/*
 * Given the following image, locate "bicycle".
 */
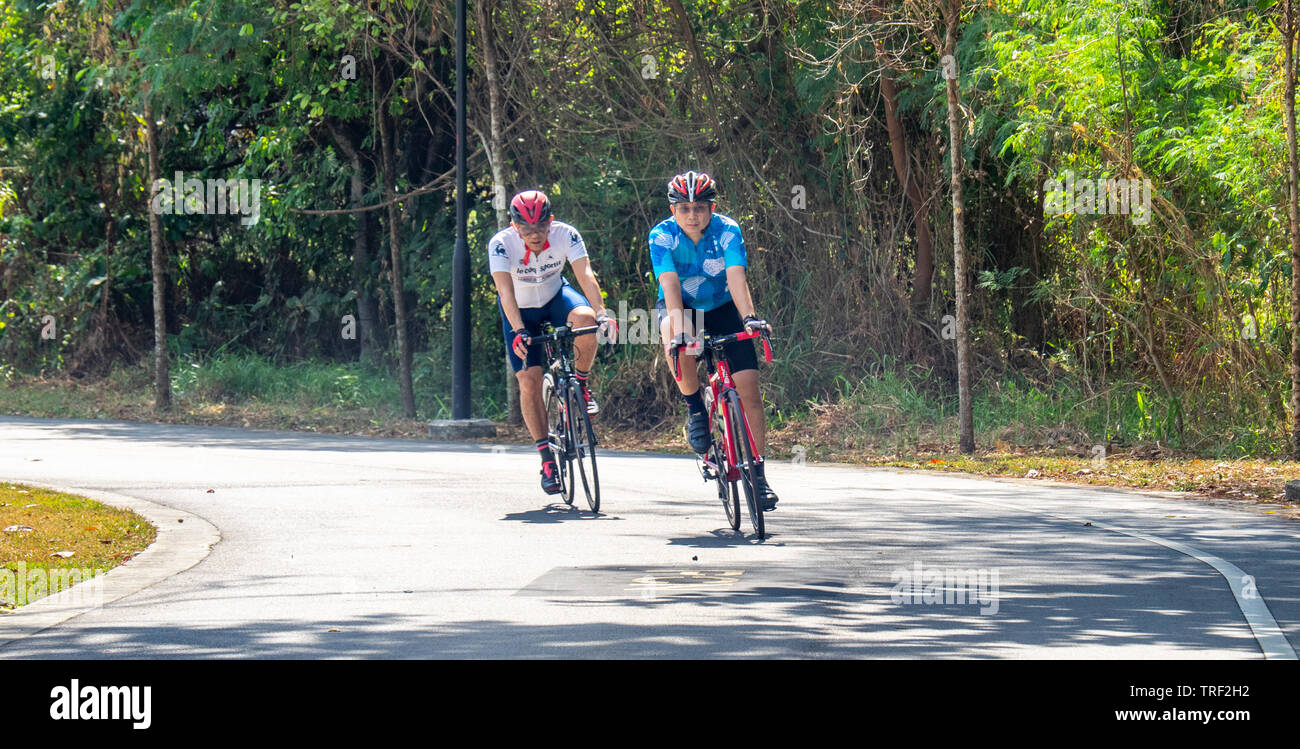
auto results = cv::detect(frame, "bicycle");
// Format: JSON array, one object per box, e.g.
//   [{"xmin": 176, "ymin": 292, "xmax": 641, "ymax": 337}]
[
  {"xmin": 534, "ymin": 323, "xmax": 602, "ymax": 512},
  {"xmin": 671, "ymin": 327, "xmax": 774, "ymax": 539}
]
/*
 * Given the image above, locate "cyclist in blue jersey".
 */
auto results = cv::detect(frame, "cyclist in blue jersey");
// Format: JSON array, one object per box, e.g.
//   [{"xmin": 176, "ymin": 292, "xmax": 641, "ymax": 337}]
[
  {"xmin": 650, "ymin": 171, "xmax": 779, "ymax": 511},
  {"xmin": 490, "ymin": 190, "xmax": 615, "ymax": 496}
]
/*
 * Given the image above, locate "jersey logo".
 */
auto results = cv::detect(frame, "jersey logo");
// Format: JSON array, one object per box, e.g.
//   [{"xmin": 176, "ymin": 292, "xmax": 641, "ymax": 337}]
[{"xmin": 491, "ymin": 241, "xmax": 507, "ymax": 258}]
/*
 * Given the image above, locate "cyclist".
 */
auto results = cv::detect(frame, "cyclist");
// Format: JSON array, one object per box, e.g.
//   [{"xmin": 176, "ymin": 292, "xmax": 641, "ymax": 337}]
[
  {"xmin": 489, "ymin": 190, "xmax": 615, "ymax": 496},
  {"xmin": 650, "ymin": 171, "xmax": 779, "ymax": 511}
]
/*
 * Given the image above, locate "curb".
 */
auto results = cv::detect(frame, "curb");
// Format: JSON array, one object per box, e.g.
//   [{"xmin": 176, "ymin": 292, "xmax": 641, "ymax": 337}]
[{"xmin": 0, "ymin": 483, "xmax": 220, "ymax": 651}]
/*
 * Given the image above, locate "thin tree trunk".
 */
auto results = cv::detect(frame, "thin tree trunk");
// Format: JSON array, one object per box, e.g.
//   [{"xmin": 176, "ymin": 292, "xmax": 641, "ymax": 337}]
[
  {"xmin": 330, "ymin": 124, "xmax": 380, "ymax": 366},
  {"xmin": 377, "ymin": 69, "xmax": 416, "ymax": 418},
  {"xmin": 880, "ymin": 70, "xmax": 935, "ymax": 310},
  {"xmin": 1285, "ymin": 0, "xmax": 1300, "ymax": 458},
  {"xmin": 144, "ymin": 89, "xmax": 170, "ymax": 410},
  {"xmin": 476, "ymin": 0, "xmax": 521, "ymax": 426},
  {"xmin": 942, "ymin": 0, "xmax": 974, "ymax": 453}
]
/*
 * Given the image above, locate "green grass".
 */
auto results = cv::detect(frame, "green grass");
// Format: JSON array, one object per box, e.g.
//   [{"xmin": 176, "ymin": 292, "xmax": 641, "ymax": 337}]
[
  {"xmin": 1, "ymin": 483, "xmax": 156, "ymax": 608},
  {"xmin": 787, "ymin": 361, "xmax": 1289, "ymax": 460}
]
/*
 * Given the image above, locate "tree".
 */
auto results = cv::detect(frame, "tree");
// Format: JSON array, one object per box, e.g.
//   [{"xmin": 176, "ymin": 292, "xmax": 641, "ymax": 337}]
[
  {"xmin": 907, "ymin": 0, "xmax": 974, "ymax": 452},
  {"xmin": 1286, "ymin": 0, "xmax": 1300, "ymax": 457}
]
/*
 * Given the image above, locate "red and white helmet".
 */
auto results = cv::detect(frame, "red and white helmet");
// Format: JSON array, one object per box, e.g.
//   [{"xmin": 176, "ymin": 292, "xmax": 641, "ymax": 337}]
[
  {"xmin": 509, "ymin": 190, "xmax": 552, "ymax": 225},
  {"xmin": 667, "ymin": 171, "xmax": 716, "ymax": 204}
]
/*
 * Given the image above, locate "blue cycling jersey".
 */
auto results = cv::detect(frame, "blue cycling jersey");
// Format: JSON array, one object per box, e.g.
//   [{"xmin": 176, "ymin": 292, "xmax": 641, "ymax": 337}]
[{"xmin": 648, "ymin": 213, "xmax": 748, "ymax": 312}]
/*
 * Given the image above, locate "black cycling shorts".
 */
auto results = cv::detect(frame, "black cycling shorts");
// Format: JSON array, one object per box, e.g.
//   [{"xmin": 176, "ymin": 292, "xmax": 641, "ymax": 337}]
[{"xmin": 654, "ymin": 298, "xmax": 758, "ymax": 374}]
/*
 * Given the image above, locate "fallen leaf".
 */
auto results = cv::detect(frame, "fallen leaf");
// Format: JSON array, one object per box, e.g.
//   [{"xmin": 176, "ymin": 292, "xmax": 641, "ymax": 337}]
[
  {"xmin": 51, "ymin": 551, "xmax": 75, "ymax": 558},
  {"xmin": 928, "ymin": 459, "xmax": 946, "ymax": 465},
  {"xmin": 177, "ymin": 518, "xmax": 184, "ymax": 523},
  {"xmin": 327, "ymin": 628, "xmax": 341, "ymax": 633},
  {"xmin": 205, "ymin": 489, "xmax": 214, "ymax": 494},
  {"xmin": 1084, "ymin": 522, "xmax": 1093, "ymax": 527},
  {"xmin": 1025, "ymin": 469, "xmax": 1041, "ymax": 478}
]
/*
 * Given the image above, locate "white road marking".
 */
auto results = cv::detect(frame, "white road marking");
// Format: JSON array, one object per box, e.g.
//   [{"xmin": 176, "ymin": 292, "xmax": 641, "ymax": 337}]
[{"xmin": 935, "ymin": 491, "xmax": 1297, "ymax": 660}]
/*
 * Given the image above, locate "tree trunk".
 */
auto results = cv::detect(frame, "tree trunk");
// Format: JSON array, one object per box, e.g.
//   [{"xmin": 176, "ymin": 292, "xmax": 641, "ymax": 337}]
[
  {"xmin": 377, "ymin": 70, "xmax": 416, "ymax": 418},
  {"xmin": 942, "ymin": 1, "xmax": 974, "ymax": 454},
  {"xmin": 330, "ymin": 124, "xmax": 381, "ymax": 366},
  {"xmin": 1285, "ymin": 0, "xmax": 1300, "ymax": 458},
  {"xmin": 880, "ymin": 70, "xmax": 935, "ymax": 310},
  {"xmin": 476, "ymin": 0, "xmax": 521, "ymax": 426},
  {"xmin": 144, "ymin": 90, "xmax": 170, "ymax": 410}
]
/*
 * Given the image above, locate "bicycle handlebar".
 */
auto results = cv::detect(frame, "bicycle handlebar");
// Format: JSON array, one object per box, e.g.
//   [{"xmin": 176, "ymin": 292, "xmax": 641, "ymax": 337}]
[
  {"xmin": 670, "ymin": 328, "xmax": 775, "ymax": 381},
  {"xmin": 525, "ymin": 324, "xmax": 600, "ymax": 346}
]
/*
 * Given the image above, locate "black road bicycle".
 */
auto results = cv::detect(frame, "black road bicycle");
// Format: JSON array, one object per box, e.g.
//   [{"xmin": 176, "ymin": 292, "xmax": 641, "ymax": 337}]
[{"xmin": 535, "ymin": 323, "xmax": 601, "ymax": 512}]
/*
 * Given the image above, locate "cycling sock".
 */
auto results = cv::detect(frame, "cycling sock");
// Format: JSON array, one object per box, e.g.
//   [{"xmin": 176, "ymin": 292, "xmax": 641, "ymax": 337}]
[
  {"xmin": 535, "ymin": 438, "xmax": 554, "ymax": 463},
  {"xmin": 683, "ymin": 388, "xmax": 706, "ymax": 415},
  {"xmin": 574, "ymin": 369, "xmax": 589, "ymax": 386}
]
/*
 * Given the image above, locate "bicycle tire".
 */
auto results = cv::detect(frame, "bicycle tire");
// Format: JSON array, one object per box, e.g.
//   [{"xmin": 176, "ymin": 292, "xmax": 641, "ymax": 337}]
[
  {"xmin": 711, "ymin": 435, "xmax": 740, "ymax": 531},
  {"xmin": 725, "ymin": 390, "xmax": 764, "ymax": 539},
  {"xmin": 543, "ymin": 373, "xmax": 573, "ymax": 505},
  {"xmin": 570, "ymin": 385, "xmax": 600, "ymax": 512}
]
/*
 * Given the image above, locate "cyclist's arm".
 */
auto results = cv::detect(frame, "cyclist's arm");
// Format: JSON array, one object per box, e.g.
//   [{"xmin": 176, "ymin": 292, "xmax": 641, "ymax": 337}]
[
  {"xmin": 725, "ymin": 266, "xmax": 758, "ymax": 319},
  {"xmin": 568, "ymin": 256, "xmax": 608, "ymax": 318},
  {"xmin": 659, "ymin": 271, "xmax": 689, "ymax": 341},
  {"xmin": 492, "ymin": 271, "xmax": 527, "ymax": 332}
]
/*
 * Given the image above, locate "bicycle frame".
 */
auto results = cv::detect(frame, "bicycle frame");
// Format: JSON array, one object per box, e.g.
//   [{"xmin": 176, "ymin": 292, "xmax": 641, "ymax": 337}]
[
  {"xmin": 673, "ymin": 328, "xmax": 774, "ymax": 468},
  {"xmin": 534, "ymin": 322, "xmax": 599, "ymax": 459}
]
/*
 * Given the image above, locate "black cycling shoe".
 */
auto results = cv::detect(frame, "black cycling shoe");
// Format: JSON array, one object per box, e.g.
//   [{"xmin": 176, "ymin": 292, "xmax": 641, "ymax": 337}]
[
  {"xmin": 686, "ymin": 410, "xmax": 712, "ymax": 455},
  {"xmin": 753, "ymin": 461, "xmax": 779, "ymax": 511},
  {"xmin": 540, "ymin": 460, "xmax": 563, "ymax": 495}
]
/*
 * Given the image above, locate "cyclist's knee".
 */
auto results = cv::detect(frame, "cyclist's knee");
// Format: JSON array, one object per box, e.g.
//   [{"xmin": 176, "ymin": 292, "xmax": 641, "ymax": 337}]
[
  {"xmin": 568, "ymin": 306, "xmax": 596, "ymax": 327},
  {"xmin": 516, "ymin": 367, "xmax": 543, "ymax": 392}
]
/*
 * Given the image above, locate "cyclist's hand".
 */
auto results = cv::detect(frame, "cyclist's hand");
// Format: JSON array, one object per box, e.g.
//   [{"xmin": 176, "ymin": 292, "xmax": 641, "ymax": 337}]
[
  {"xmin": 512, "ymin": 330, "xmax": 530, "ymax": 359},
  {"xmin": 596, "ymin": 312, "xmax": 617, "ymax": 343},
  {"xmin": 670, "ymin": 333, "xmax": 703, "ymax": 357},
  {"xmin": 743, "ymin": 315, "xmax": 771, "ymax": 335}
]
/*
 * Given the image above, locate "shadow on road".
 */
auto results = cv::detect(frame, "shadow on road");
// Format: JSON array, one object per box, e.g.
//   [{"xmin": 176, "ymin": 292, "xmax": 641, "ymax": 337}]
[{"xmin": 499, "ymin": 504, "xmax": 621, "ymax": 523}]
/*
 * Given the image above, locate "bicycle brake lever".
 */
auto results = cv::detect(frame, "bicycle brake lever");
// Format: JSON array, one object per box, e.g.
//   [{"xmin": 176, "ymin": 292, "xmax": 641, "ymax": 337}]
[{"xmin": 761, "ymin": 335, "xmax": 773, "ymax": 364}]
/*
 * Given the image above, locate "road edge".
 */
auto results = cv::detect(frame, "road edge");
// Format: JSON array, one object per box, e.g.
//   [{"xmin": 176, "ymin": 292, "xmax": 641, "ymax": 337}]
[{"xmin": 0, "ymin": 483, "xmax": 220, "ymax": 651}]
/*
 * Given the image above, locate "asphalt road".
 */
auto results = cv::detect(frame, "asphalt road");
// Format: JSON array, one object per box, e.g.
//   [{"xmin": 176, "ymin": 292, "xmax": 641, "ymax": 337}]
[{"xmin": 1, "ymin": 415, "xmax": 1297, "ymax": 659}]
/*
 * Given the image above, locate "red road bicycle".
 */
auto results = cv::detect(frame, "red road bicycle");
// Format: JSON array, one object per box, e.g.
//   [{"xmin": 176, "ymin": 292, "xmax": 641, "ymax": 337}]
[{"xmin": 671, "ymin": 328, "xmax": 774, "ymax": 539}]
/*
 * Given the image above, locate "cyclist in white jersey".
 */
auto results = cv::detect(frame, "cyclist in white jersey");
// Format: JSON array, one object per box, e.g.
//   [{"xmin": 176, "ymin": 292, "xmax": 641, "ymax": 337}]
[{"xmin": 489, "ymin": 190, "xmax": 615, "ymax": 496}]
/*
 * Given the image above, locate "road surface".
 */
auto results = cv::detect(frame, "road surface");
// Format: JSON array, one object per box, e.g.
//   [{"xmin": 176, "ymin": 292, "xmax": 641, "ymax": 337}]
[{"xmin": 1, "ymin": 416, "xmax": 1297, "ymax": 659}]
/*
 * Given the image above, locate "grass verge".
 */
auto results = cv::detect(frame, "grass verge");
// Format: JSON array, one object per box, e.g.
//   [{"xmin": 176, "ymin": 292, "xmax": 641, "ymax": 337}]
[{"xmin": 1, "ymin": 482, "xmax": 156, "ymax": 609}]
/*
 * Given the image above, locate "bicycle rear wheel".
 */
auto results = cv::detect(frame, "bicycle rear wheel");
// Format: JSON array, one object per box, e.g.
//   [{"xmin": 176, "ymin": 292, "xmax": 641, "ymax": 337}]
[
  {"xmin": 570, "ymin": 385, "xmax": 600, "ymax": 512},
  {"xmin": 725, "ymin": 390, "xmax": 764, "ymax": 539},
  {"xmin": 543, "ymin": 373, "xmax": 573, "ymax": 504}
]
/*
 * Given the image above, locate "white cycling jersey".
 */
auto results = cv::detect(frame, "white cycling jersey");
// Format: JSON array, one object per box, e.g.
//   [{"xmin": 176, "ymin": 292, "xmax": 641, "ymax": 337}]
[{"xmin": 487, "ymin": 220, "xmax": 589, "ymax": 309}]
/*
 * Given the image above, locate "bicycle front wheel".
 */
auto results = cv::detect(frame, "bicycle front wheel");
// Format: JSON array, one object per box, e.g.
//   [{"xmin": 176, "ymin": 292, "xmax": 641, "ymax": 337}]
[
  {"xmin": 725, "ymin": 390, "xmax": 764, "ymax": 539},
  {"xmin": 710, "ymin": 418, "xmax": 740, "ymax": 531},
  {"xmin": 570, "ymin": 385, "xmax": 600, "ymax": 512},
  {"xmin": 544, "ymin": 373, "xmax": 573, "ymax": 504}
]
